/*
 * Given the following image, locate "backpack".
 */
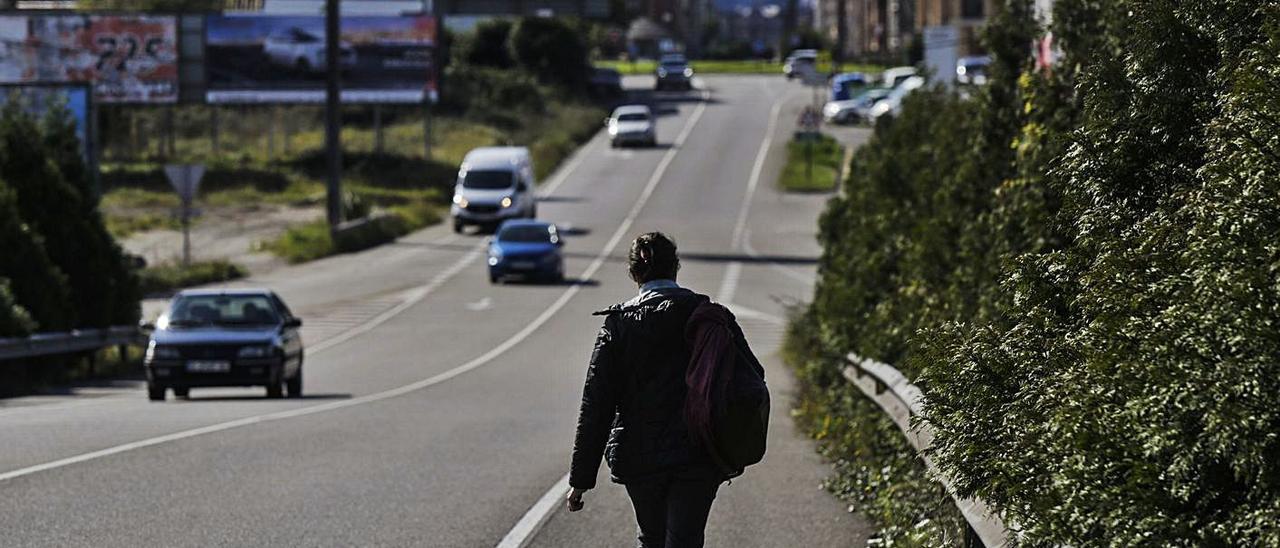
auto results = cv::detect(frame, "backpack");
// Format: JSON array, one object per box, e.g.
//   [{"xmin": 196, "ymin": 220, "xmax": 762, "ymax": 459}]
[{"xmin": 684, "ymin": 302, "xmax": 770, "ymax": 477}]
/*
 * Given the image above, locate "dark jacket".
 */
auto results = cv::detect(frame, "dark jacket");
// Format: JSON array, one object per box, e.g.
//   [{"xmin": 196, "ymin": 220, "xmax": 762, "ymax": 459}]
[{"xmin": 569, "ymin": 287, "xmax": 720, "ymax": 489}]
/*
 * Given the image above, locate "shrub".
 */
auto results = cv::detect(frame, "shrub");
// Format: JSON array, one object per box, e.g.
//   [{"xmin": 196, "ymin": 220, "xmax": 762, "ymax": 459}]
[
  {"xmin": 778, "ymin": 134, "xmax": 842, "ymax": 192},
  {"xmin": 137, "ymin": 260, "xmax": 247, "ymax": 296},
  {"xmin": 808, "ymin": 0, "xmax": 1280, "ymax": 544},
  {"xmin": 0, "ymin": 279, "xmax": 35, "ymax": 337}
]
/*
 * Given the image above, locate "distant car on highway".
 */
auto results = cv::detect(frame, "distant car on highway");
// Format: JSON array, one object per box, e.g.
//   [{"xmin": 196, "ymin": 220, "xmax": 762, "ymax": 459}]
[
  {"xmin": 451, "ymin": 147, "xmax": 538, "ymax": 233},
  {"xmin": 589, "ymin": 67, "xmax": 624, "ymax": 97},
  {"xmin": 783, "ymin": 49, "xmax": 818, "ymax": 79},
  {"xmin": 823, "ymin": 87, "xmax": 892, "ymax": 124},
  {"xmin": 607, "ymin": 104, "xmax": 656, "ymax": 147},
  {"xmin": 830, "ymin": 72, "xmax": 870, "ymax": 101},
  {"xmin": 956, "ymin": 55, "xmax": 992, "ymax": 85},
  {"xmin": 487, "ymin": 220, "xmax": 565, "ymax": 284},
  {"xmin": 655, "ymin": 55, "xmax": 693, "ymax": 91},
  {"xmin": 868, "ymin": 75, "xmax": 926, "ymax": 123},
  {"xmin": 263, "ymin": 27, "xmax": 356, "ymax": 74},
  {"xmin": 143, "ymin": 289, "xmax": 304, "ymax": 401},
  {"xmin": 879, "ymin": 66, "xmax": 918, "ymax": 88}
]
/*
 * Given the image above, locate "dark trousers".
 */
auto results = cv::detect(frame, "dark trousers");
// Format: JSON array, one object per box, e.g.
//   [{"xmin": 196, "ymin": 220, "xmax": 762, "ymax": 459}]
[{"xmin": 624, "ymin": 472, "xmax": 721, "ymax": 548}]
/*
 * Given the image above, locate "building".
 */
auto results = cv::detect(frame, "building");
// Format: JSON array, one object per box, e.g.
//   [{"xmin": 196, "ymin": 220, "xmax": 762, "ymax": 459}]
[{"xmin": 815, "ymin": 0, "xmax": 993, "ymax": 64}]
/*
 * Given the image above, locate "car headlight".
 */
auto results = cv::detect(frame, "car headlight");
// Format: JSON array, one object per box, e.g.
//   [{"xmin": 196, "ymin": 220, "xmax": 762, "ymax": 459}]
[
  {"xmin": 453, "ymin": 195, "xmax": 468, "ymax": 208},
  {"xmin": 238, "ymin": 345, "xmax": 272, "ymax": 358},
  {"xmin": 500, "ymin": 196, "xmax": 513, "ymax": 209},
  {"xmin": 657, "ymin": 68, "xmax": 667, "ymax": 78},
  {"xmin": 683, "ymin": 68, "xmax": 693, "ymax": 77},
  {"xmin": 146, "ymin": 343, "xmax": 180, "ymax": 361},
  {"xmin": 608, "ymin": 124, "xmax": 618, "ymax": 135}
]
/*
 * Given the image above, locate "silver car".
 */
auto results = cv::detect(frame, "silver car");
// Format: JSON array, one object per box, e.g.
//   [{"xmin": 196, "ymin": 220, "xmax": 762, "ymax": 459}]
[
  {"xmin": 607, "ymin": 105, "xmax": 657, "ymax": 147},
  {"xmin": 450, "ymin": 147, "xmax": 538, "ymax": 233}
]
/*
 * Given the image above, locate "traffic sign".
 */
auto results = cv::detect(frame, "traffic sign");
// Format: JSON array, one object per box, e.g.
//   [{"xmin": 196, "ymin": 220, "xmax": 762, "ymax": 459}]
[{"xmin": 164, "ymin": 164, "xmax": 205, "ymax": 204}]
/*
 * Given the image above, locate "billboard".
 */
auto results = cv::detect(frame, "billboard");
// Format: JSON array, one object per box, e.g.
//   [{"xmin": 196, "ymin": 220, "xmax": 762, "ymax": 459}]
[
  {"xmin": 0, "ymin": 84, "xmax": 91, "ymax": 161},
  {"xmin": 206, "ymin": 15, "xmax": 437, "ymax": 104},
  {"xmin": 0, "ymin": 15, "xmax": 179, "ymax": 103}
]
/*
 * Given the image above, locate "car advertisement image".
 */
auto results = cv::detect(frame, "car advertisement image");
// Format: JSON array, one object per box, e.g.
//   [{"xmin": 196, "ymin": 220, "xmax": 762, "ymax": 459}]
[
  {"xmin": 0, "ymin": 14, "xmax": 178, "ymax": 103},
  {"xmin": 206, "ymin": 14, "xmax": 437, "ymax": 104}
]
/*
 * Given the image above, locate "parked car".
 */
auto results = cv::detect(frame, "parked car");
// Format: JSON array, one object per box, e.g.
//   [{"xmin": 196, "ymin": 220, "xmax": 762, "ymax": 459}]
[
  {"xmin": 655, "ymin": 55, "xmax": 693, "ymax": 91},
  {"xmin": 451, "ymin": 147, "xmax": 538, "ymax": 233},
  {"xmin": 487, "ymin": 220, "xmax": 565, "ymax": 284},
  {"xmin": 879, "ymin": 66, "xmax": 918, "ymax": 88},
  {"xmin": 607, "ymin": 104, "xmax": 656, "ymax": 147},
  {"xmin": 143, "ymin": 289, "xmax": 304, "ymax": 401},
  {"xmin": 262, "ymin": 27, "xmax": 356, "ymax": 74},
  {"xmin": 783, "ymin": 49, "xmax": 818, "ymax": 79},
  {"xmin": 589, "ymin": 67, "xmax": 624, "ymax": 97},
  {"xmin": 823, "ymin": 87, "xmax": 892, "ymax": 124},
  {"xmin": 830, "ymin": 72, "xmax": 870, "ymax": 101},
  {"xmin": 868, "ymin": 75, "xmax": 926, "ymax": 123},
  {"xmin": 956, "ymin": 55, "xmax": 992, "ymax": 86}
]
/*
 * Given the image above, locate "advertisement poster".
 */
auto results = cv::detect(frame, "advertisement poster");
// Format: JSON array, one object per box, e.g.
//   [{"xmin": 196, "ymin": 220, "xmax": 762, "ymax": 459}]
[
  {"xmin": 0, "ymin": 84, "xmax": 91, "ymax": 161},
  {"xmin": 206, "ymin": 15, "xmax": 437, "ymax": 104},
  {"xmin": 0, "ymin": 15, "xmax": 178, "ymax": 103}
]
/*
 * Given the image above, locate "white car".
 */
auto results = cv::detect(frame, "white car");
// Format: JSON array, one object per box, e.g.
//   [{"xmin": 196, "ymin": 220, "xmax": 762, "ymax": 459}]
[
  {"xmin": 607, "ymin": 105, "xmax": 656, "ymax": 147},
  {"xmin": 823, "ymin": 88, "xmax": 892, "ymax": 124},
  {"xmin": 783, "ymin": 49, "xmax": 818, "ymax": 79},
  {"xmin": 868, "ymin": 76, "xmax": 926, "ymax": 123},
  {"xmin": 262, "ymin": 27, "xmax": 356, "ymax": 74},
  {"xmin": 879, "ymin": 66, "xmax": 918, "ymax": 88},
  {"xmin": 450, "ymin": 147, "xmax": 538, "ymax": 233}
]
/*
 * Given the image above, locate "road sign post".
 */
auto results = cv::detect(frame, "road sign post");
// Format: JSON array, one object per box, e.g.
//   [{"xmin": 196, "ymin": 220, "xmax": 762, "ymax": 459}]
[{"xmin": 164, "ymin": 164, "xmax": 205, "ymax": 267}]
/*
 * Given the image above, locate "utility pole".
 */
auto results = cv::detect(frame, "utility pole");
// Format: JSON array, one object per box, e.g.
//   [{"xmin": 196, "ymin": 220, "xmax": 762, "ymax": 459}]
[
  {"xmin": 835, "ymin": 0, "xmax": 847, "ymax": 73},
  {"xmin": 325, "ymin": 0, "xmax": 343, "ymax": 234}
]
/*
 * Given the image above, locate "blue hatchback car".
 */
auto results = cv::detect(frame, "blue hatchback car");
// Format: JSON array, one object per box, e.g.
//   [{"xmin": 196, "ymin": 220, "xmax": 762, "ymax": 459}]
[{"xmin": 488, "ymin": 220, "xmax": 565, "ymax": 283}]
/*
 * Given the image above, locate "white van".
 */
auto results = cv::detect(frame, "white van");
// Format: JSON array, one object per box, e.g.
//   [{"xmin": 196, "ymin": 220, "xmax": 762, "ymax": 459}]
[{"xmin": 450, "ymin": 147, "xmax": 538, "ymax": 233}]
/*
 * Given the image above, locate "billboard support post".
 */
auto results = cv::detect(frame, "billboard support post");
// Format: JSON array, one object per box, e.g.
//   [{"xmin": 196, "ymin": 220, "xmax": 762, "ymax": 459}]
[
  {"xmin": 373, "ymin": 105, "xmax": 383, "ymax": 155},
  {"xmin": 423, "ymin": 104, "xmax": 432, "ymax": 164},
  {"xmin": 325, "ymin": 0, "xmax": 343, "ymax": 235}
]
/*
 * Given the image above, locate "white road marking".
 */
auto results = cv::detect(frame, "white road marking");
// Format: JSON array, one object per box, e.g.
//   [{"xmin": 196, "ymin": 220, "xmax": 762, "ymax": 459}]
[
  {"xmin": 466, "ymin": 297, "xmax": 493, "ymax": 312},
  {"xmin": 0, "ymin": 94, "xmax": 709, "ymax": 488},
  {"xmin": 718, "ymin": 94, "xmax": 787, "ymax": 305},
  {"xmin": 495, "ymin": 91, "xmax": 711, "ymax": 548},
  {"xmin": 495, "ymin": 473, "xmax": 571, "ymax": 548}
]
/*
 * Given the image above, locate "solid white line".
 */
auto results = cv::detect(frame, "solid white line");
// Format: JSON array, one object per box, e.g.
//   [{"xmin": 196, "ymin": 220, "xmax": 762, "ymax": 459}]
[
  {"xmin": 0, "ymin": 95, "xmax": 709, "ymax": 487},
  {"xmin": 494, "ymin": 91, "xmax": 711, "ymax": 548},
  {"xmin": 717, "ymin": 94, "xmax": 787, "ymax": 306},
  {"xmin": 495, "ymin": 473, "xmax": 571, "ymax": 548}
]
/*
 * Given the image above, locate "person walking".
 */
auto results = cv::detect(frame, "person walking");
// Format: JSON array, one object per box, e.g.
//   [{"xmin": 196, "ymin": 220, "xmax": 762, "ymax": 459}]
[{"xmin": 566, "ymin": 232, "xmax": 752, "ymax": 548}]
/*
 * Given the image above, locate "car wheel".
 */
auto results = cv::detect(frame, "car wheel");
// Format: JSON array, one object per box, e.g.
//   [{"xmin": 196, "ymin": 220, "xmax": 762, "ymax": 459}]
[
  {"xmin": 453, "ymin": 219, "xmax": 464, "ymax": 234},
  {"xmin": 529, "ymin": 204, "xmax": 538, "ymax": 219},
  {"xmin": 173, "ymin": 386, "xmax": 190, "ymax": 399},
  {"xmin": 148, "ymin": 384, "xmax": 166, "ymax": 402},
  {"xmin": 286, "ymin": 367, "xmax": 303, "ymax": 398},
  {"xmin": 266, "ymin": 367, "xmax": 284, "ymax": 399},
  {"xmin": 489, "ymin": 273, "xmax": 500, "ymax": 284}
]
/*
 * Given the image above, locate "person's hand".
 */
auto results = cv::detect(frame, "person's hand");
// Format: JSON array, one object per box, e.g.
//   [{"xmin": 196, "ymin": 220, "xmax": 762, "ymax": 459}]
[{"xmin": 566, "ymin": 487, "xmax": 586, "ymax": 512}]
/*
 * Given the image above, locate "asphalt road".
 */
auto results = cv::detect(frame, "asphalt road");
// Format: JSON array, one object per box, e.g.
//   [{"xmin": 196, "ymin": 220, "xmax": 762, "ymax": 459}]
[{"xmin": 0, "ymin": 75, "xmax": 872, "ymax": 547}]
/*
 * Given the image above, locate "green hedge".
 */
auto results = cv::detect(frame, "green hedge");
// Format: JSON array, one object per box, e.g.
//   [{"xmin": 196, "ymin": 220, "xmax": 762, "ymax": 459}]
[
  {"xmin": 138, "ymin": 260, "xmax": 247, "ymax": 296},
  {"xmin": 808, "ymin": 0, "xmax": 1280, "ymax": 544}
]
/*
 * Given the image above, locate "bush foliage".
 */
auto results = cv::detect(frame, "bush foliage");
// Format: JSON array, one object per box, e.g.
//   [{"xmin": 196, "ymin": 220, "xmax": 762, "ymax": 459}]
[
  {"xmin": 0, "ymin": 101, "xmax": 140, "ymax": 333},
  {"xmin": 806, "ymin": 0, "xmax": 1280, "ymax": 544}
]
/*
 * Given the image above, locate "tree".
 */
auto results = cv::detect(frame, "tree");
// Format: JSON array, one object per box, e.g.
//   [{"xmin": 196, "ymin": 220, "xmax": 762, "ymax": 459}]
[
  {"xmin": 0, "ymin": 181, "xmax": 71, "ymax": 332},
  {"xmin": 459, "ymin": 19, "xmax": 514, "ymax": 69},
  {"xmin": 509, "ymin": 17, "xmax": 591, "ymax": 92},
  {"xmin": 0, "ymin": 102, "xmax": 139, "ymax": 328}
]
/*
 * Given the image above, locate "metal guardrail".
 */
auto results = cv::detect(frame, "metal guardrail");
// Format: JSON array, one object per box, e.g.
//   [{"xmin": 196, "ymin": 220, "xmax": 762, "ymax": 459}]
[
  {"xmin": 843, "ymin": 353, "xmax": 1010, "ymax": 548},
  {"xmin": 0, "ymin": 327, "xmax": 147, "ymax": 361}
]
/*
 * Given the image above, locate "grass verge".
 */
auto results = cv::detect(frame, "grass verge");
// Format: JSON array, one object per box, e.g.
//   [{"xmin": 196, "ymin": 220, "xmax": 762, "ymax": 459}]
[
  {"xmin": 783, "ymin": 305, "xmax": 967, "ymax": 546},
  {"xmin": 137, "ymin": 259, "xmax": 248, "ymax": 296},
  {"xmin": 779, "ymin": 134, "xmax": 842, "ymax": 192},
  {"xmin": 263, "ymin": 199, "xmax": 443, "ymax": 264}
]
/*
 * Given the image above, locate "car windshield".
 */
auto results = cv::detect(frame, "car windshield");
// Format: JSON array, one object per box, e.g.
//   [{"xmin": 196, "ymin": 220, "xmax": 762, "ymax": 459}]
[
  {"xmin": 661, "ymin": 62, "xmax": 687, "ymax": 70},
  {"xmin": 617, "ymin": 113, "xmax": 649, "ymax": 122},
  {"xmin": 166, "ymin": 295, "xmax": 280, "ymax": 327},
  {"xmin": 499, "ymin": 225, "xmax": 556, "ymax": 243},
  {"xmin": 461, "ymin": 169, "xmax": 513, "ymax": 189}
]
